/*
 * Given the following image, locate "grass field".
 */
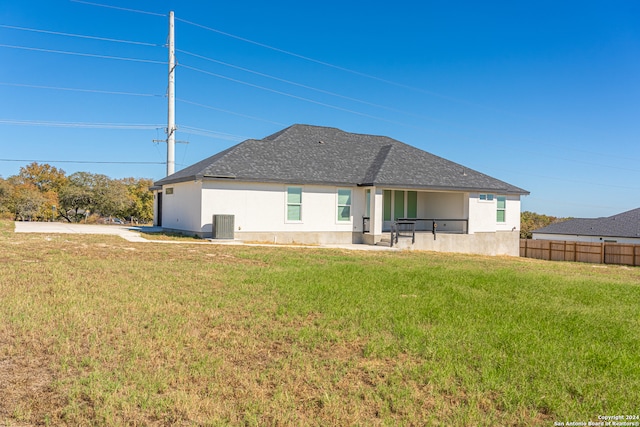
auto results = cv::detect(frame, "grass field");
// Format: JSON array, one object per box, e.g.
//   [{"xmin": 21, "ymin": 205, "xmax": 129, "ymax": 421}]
[{"xmin": 1, "ymin": 220, "xmax": 639, "ymax": 426}]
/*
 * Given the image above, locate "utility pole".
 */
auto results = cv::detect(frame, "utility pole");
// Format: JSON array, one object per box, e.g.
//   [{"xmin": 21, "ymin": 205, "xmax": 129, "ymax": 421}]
[{"xmin": 167, "ymin": 10, "xmax": 176, "ymax": 176}]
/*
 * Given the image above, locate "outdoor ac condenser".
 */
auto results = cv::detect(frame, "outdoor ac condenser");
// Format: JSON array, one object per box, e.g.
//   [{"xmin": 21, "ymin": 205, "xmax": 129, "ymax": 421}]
[{"xmin": 212, "ymin": 214, "xmax": 234, "ymax": 239}]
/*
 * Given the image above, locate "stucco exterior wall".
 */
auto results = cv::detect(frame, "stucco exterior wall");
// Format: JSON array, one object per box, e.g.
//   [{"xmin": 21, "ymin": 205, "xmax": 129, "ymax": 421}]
[
  {"xmin": 415, "ymin": 192, "xmax": 468, "ymax": 233},
  {"xmin": 468, "ymin": 193, "xmax": 521, "ymax": 234},
  {"xmin": 417, "ymin": 192, "xmax": 466, "ymax": 218},
  {"xmin": 159, "ymin": 181, "xmax": 203, "ymax": 233},
  {"xmin": 199, "ymin": 181, "xmax": 362, "ymax": 237}
]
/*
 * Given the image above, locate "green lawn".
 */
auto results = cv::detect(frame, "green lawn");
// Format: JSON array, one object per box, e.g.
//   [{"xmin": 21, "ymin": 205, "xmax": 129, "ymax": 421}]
[{"xmin": 1, "ymin": 221, "xmax": 638, "ymax": 425}]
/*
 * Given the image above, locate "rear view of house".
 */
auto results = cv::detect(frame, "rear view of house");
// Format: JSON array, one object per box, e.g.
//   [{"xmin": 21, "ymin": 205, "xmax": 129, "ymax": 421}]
[{"xmin": 152, "ymin": 124, "xmax": 529, "ymax": 255}]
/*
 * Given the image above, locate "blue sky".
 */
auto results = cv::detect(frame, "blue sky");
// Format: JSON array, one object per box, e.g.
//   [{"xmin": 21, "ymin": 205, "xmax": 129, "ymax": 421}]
[{"xmin": 1, "ymin": 0, "xmax": 638, "ymax": 218}]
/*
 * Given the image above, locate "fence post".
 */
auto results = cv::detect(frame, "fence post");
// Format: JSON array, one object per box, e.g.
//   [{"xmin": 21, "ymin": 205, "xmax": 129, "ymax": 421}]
[
  {"xmin": 601, "ymin": 242, "xmax": 606, "ymax": 265},
  {"xmin": 546, "ymin": 240, "xmax": 551, "ymax": 261}
]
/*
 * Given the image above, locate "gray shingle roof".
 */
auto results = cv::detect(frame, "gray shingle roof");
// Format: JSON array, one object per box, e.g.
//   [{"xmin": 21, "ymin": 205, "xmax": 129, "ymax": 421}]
[
  {"xmin": 155, "ymin": 124, "xmax": 529, "ymax": 194},
  {"xmin": 532, "ymin": 208, "xmax": 640, "ymax": 239}
]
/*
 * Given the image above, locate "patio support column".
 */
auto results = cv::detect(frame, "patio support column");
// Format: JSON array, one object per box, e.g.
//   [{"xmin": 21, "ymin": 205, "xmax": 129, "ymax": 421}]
[{"xmin": 372, "ymin": 187, "xmax": 384, "ymax": 237}]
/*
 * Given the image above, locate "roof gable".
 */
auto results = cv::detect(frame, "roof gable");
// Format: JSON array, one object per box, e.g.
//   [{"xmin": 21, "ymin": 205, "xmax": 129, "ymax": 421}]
[{"xmin": 155, "ymin": 124, "xmax": 528, "ymax": 194}]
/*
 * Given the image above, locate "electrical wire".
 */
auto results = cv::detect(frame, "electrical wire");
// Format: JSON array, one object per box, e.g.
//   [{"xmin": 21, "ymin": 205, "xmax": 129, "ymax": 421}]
[
  {"xmin": 64, "ymin": 2, "xmax": 636, "ymax": 153},
  {"xmin": 180, "ymin": 64, "xmax": 413, "ymax": 127},
  {"xmin": 175, "ymin": 17, "xmax": 480, "ymax": 106},
  {"xmin": 0, "ymin": 119, "xmax": 163, "ymax": 129},
  {"xmin": 177, "ymin": 99, "xmax": 287, "ymax": 126},
  {"xmin": 0, "ymin": 24, "xmax": 163, "ymax": 47},
  {"xmin": 3, "ymin": 7, "xmax": 636, "ymax": 181},
  {"xmin": 177, "ymin": 51, "xmax": 640, "ymax": 165},
  {"xmin": 495, "ymin": 168, "xmax": 640, "ymax": 191},
  {"xmin": 0, "ymin": 82, "xmax": 163, "ymax": 98},
  {"xmin": 177, "ymin": 48, "xmax": 441, "ymax": 123},
  {"xmin": 0, "ymin": 44, "xmax": 165, "ymax": 65},
  {"xmin": 179, "ymin": 125, "xmax": 246, "ymax": 141},
  {"xmin": 0, "ymin": 158, "xmax": 164, "ymax": 165},
  {"xmin": 70, "ymin": 0, "xmax": 166, "ymax": 17}
]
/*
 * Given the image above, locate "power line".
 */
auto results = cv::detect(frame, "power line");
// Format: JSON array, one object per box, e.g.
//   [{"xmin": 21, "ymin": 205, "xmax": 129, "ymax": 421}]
[
  {"xmin": 0, "ymin": 82, "xmax": 163, "ymax": 98},
  {"xmin": 0, "ymin": 24, "xmax": 163, "ymax": 47},
  {"xmin": 177, "ymin": 98, "xmax": 288, "ymax": 126},
  {"xmin": 0, "ymin": 117, "xmax": 245, "ymax": 143},
  {"xmin": 0, "ymin": 158, "xmax": 164, "ymax": 165},
  {"xmin": 177, "ymin": 48, "xmax": 441, "ymax": 123},
  {"xmin": 179, "ymin": 125, "xmax": 246, "ymax": 142},
  {"xmin": 180, "ymin": 64, "xmax": 413, "ymax": 127},
  {"xmin": 70, "ymin": 0, "xmax": 166, "ymax": 17},
  {"xmin": 58, "ymin": 4, "xmax": 505, "ymax": 115},
  {"xmin": 4, "ymin": 7, "xmax": 635, "ymax": 178},
  {"xmin": 0, "ymin": 119, "xmax": 163, "ymax": 129},
  {"xmin": 496, "ymin": 168, "xmax": 640, "ymax": 191},
  {"xmin": 62, "ymin": 3, "xmax": 635, "ymax": 153},
  {"xmin": 0, "ymin": 44, "xmax": 165, "ymax": 65},
  {"xmin": 175, "ymin": 17, "xmax": 484, "ymax": 107},
  {"xmin": 177, "ymin": 52, "xmax": 640, "ymax": 165}
]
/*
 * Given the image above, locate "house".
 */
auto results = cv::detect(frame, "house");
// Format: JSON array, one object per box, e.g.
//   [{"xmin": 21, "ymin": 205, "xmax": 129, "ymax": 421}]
[
  {"xmin": 532, "ymin": 208, "xmax": 640, "ymax": 244},
  {"xmin": 152, "ymin": 124, "xmax": 529, "ymax": 255}
]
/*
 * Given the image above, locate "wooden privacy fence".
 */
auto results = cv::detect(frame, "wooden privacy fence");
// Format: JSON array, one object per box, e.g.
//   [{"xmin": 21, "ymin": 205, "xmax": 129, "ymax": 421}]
[{"xmin": 520, "ymin": 239, "xmax": 640, "ymax": 267}]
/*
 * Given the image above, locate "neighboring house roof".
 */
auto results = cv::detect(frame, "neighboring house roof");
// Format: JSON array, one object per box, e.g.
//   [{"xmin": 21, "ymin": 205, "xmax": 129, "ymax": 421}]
[
  {"xmin": 155, "ymin": 124, "xmax": 529, "ymax": 194},
  {"xmin": 532, "ymin": 208, "xmax": 640, "ymax": 239}
]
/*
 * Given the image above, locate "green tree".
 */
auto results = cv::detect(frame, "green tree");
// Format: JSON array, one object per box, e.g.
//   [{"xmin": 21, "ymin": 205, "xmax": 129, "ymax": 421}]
[
  {"xmin": 92, "ymin": 174, "xmax": 129, "ymax": 219},
  {"xmin": 58, "ymin": 172, "xmax": 129, "ymax": 221},
  {"xmin": 58, "ymin": 173, "xmax": 94, "ymax": 222},
  {"xmin": 121, "ymin": 177, "xmax": 154, "ymax": 223},
  {"xmin": 5, "ymin": 179, "xmax": 46, "ymax": 221},
  {"xmin": 18, "ymin": 162, "xmax": 67, "ymax": 193},
  {"xmin": 520, "ymin": 211, "xmax": 570, "ymax": 239},
  {"xmin": 0, "ymin": 177, "xmax": 11, "ymax": 217}
]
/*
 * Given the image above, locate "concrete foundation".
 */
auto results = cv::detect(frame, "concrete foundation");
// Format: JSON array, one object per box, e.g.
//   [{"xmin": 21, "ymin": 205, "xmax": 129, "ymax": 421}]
[
  {"xmin": 161, "ymin": 227, "xmax": 519, "ymax": 256},
  {"xmin": 232, "ymin": 231, "xmax": 361, "ymax": 245},
  {"xmin": 397, "ymin": 231, "xmax": 519, "ymax": 256}
]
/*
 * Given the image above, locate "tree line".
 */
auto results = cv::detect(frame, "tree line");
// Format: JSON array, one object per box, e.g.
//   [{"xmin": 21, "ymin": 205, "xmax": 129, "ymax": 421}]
[
  {"xmin": 519, "ymin": 211, "xmax": 569, "ymax": 239},
  {"xmin": 0, "ymin": 162, "xmax": 154, "ymax": 223}
]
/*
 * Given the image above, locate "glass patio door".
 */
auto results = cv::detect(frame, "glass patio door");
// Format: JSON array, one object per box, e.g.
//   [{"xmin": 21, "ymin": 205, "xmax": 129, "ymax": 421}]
[{"xmin": 383, "ymin": 190, "xmax": 417, "ymax": 231}]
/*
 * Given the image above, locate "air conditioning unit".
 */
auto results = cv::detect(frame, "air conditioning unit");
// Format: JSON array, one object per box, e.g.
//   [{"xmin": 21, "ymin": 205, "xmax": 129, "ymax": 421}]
[{"xmin": 212, "ymin": 214, "xmax": 234, "ymax": 239}]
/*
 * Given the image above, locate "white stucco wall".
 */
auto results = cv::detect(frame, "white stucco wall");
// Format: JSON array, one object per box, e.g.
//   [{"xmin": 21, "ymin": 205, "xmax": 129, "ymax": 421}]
[
  {"xmin": 532, "ymin": 233, "xmax": 640, "ymax": 245},
  {"xmin": 468, "ymin": 193, "xmax": 521, "ymax": 234},
  {"xmin": 417, "ymin": 192, "xmax": 466, "ymax": 218},
  {"xmin": 160, "ymin": 181, "xmax": 203, "ymax": 233},
  {"xmin": 198, "ymin": 180, "xmax": 363, "ymax": 236},
  {"xmin": 415, "ymin": 192, "xmax": 468, "ymax": 233}
]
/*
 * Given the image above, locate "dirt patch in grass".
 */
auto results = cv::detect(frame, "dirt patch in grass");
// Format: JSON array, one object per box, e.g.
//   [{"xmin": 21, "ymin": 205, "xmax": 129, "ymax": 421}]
[{"xmin": 0, "ymin": 353, "xmax": 65, "ymax": 425}]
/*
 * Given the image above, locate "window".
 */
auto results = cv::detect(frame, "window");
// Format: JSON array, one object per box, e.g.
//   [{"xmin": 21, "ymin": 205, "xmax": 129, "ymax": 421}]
[
  {"xmin": 479, "ymin": 193, "xmax": 494, "ymax": 201},
  {"xmin": 287, "ymin": 187, "xmax": 302, "ymax": 221},
  {"xmin": 496, "ymin": 196, "xmax": 506, "ymax": 222},
  {"xmin": 337, "ymin": 189, "xmax": 352, "ymax": 222},
  {"xmin": 165, "ymin": 187, "xmax": 174, "ymax": 195}
]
